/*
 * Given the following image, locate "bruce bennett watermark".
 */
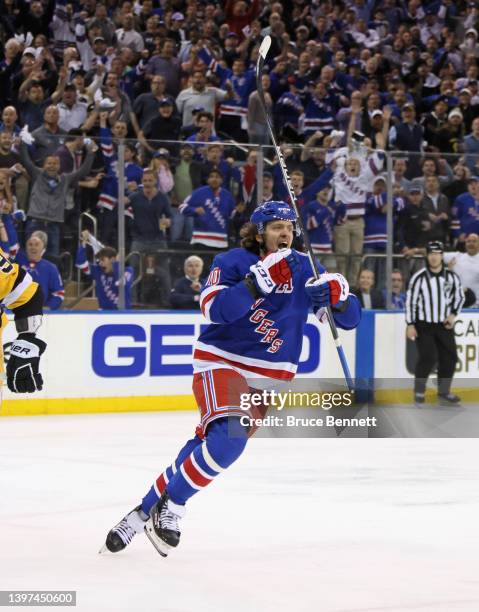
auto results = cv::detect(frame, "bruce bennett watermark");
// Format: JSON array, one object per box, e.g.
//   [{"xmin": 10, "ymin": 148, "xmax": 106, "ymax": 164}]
[{"xmin": 238, "ymin": 390, "xmax": 378, "ymax": 429}]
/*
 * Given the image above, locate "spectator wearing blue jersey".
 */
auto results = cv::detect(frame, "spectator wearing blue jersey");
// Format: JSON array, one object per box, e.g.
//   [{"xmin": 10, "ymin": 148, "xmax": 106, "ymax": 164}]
[
  {"xmin": 179, "ymin": 169, "xmax": 237, "ymax": 249},
  {"xmin": 186, "ymin": 112, "xmax": 220, "ymax": 160},
  {"xmin": 451, "ymin": 177, "xmax": 479, "ymax": 243},
  {"xmin": 170, "ymin": 255, "xmax": 204, "ymax": 309},
  {"xmin": 76, "ymin": 230, "xmax": 134, "ymax": 310},
  {"xmin": 15, "ymin": 231, "xmax": 64, "ymax": 310}
]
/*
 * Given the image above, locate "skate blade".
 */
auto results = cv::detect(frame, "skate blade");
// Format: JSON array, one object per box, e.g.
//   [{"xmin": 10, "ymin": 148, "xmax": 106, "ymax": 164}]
[
  {"xmin": 144, "ymin": 523, "xmax": 169, "ymax": 558},
  {"xmin": 98, "ymin": 544, "xmax": 109, "ymax": 554}
]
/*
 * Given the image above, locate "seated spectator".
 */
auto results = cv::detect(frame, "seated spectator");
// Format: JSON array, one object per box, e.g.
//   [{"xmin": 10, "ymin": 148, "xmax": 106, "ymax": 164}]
[
  {"xmin": 170, "ymin": 255, "xmax": 204, "ymax": 309},
  {"xmin": 443, "ymin": 233, "xmax": 479, "ymax": 307},
  {"xmin": 128, "ymin": 169, "xmax": 172, "ymax": 253},
  {"xmin": 15, "ymin": 231, "xmax": 64, "ymax": 310},
  {"xmin": 20, "ymin": 131, "xmax": 96, "ymax": 256},
  {"xmin": 352, "ymin": 269, "xmax": 385, "ymax": 309},
  {"xmin": 179, "ymin": 169, "xmax": 236, "ymax": 249},
  {"xmin": 382, "ymin": 269, "xmax": 406, "ymax": 309},
  {"xmin": 76, "ymin": 230, "xmax": 134, "ymax": 310}
]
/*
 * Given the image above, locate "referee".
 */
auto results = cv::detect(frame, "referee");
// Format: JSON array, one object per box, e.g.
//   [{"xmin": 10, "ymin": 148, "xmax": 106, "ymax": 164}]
[{"xmin": 406, "ymin": 241, "xmax": 465, "ymax": 405}]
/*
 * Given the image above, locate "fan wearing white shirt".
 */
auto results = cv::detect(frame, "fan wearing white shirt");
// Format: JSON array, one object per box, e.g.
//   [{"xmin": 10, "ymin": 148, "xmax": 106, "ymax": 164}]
[
  {"xmin": 116, "ymin": 13, "xmax": 145, "ymax": 53},
  {"xmin": 443, "ymin": 233, "xmax": 479, "ymax": 306}
]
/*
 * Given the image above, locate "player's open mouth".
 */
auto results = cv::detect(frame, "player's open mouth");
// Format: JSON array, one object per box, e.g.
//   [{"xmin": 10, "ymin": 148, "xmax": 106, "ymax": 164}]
[{"xmin": 279, "ymin": 241, "xmax": 288, "ymax": 249}]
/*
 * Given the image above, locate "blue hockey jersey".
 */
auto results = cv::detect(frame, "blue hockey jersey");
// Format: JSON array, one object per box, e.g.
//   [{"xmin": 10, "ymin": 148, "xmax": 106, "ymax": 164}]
[
  {"xmin": 451, "ymin": 192, "xmax": 479, "ymax": 237},
  {"xmin": 302, "ymin": 92, "xmax": 340, "ymax": 135},
  {"xmin": 178, "ymin": 185, "xmax": 235, "ymax": 248},
  {"xmin": 15, "ymin": 250, "xmax": 64, "ymax": 310},
  {"xmin": 75, "ymin": 245, "xmax": 134, "ymax": 309},
  {"xmin": 306, "ymin": 199, "xmax": 340, "ymax": 253},
  {"xmin": 194, "ymin": 248, "xmax": 361, "ymax": 381},
  {"xmin": 364, "ymin": 193, "xmax": 405, "ymax": 249}
]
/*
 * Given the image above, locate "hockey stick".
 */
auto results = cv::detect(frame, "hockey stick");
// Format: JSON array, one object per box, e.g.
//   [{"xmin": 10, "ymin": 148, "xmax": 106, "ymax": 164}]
[{"xmin": 256, "ymin": 36, "xmax": 354, "ymax": 392}]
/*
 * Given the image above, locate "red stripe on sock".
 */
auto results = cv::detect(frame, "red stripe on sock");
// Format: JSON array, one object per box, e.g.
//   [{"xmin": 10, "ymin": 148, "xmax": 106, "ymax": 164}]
[{"xmin": 183, "ymin": 455, "xmax": 213, "ymax": 488}]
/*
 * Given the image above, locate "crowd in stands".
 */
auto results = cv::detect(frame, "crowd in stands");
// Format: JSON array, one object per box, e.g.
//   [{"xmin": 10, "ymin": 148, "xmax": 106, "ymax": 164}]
[{"xmin": 1, "ymin": 0, "xmax": 479, "ymax": 309}]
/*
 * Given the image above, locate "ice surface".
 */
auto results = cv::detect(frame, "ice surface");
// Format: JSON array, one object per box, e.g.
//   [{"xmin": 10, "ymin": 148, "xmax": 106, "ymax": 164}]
[{"xmin": 1, "ymin": 411, "xmax": 479, "ymax": 612}]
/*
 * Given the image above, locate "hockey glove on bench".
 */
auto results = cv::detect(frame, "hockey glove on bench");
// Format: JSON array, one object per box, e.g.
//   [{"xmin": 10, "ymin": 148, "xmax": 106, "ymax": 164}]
[
  {"xmin": 7, "ymin": 333, "xmax": 46, "ymax": 393},
  {"xmin": 305, "ymin": 273, "xmax": 349, "ymax": 309},
  {"xmin": 248, "ymin": 249, "xmax": 301, "ymax": 296}
]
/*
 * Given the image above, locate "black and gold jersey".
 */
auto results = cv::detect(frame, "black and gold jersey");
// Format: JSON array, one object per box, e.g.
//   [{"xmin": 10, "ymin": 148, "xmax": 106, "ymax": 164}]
[{"xmin": 0, "ymin": 248, "xmax": 41, "ymax": 328}]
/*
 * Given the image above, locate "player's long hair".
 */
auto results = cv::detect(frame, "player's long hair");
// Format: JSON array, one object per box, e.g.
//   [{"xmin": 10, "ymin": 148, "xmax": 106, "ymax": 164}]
[{"xmin": 240, "ymin": 222, "xmax": 262, "ymax": 255}]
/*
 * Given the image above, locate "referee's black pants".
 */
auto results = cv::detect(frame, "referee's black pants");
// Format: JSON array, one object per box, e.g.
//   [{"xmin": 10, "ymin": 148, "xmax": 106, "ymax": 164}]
[{"xmin": 414, "ymin": 321, "xmax": 458, "ymax": 395}]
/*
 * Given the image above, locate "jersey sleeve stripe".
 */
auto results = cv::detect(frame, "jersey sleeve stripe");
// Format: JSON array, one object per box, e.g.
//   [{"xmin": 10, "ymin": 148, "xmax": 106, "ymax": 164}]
[{"xmin": 200, "ymin": 284, "xmax": 227, "ymax": 320}]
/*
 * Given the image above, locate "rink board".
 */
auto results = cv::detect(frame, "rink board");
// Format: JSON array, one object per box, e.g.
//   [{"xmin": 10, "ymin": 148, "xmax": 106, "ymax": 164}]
[
  {"xmin": 0, "ymin": 310, "xmax": 356, "ymax": 416},
  {"xmin": 1, "ymin": 309, "xmax": 478, "ymax": 416}
]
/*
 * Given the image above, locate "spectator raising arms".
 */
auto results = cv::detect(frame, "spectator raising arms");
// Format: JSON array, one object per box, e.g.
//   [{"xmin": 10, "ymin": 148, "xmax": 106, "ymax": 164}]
[{"xmin": 76, "ymin": 230, "xmax": 134, "ymax": 310}]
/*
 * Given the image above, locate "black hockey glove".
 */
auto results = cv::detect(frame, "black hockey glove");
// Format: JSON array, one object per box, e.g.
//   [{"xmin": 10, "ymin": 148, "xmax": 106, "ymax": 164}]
[{"xmin": 6, "ymin": 334, "xmax": 46, "ymax": 393}]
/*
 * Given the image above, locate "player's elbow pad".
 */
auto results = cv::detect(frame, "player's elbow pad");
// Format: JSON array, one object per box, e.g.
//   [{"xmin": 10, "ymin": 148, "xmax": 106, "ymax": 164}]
[
  {"xmin": 331, "ymin": 294, "xmax": 361, "ymax": 330},
  {"xmin": 207, "ymin": 282, "xmax": 255, "ymax": 324}
]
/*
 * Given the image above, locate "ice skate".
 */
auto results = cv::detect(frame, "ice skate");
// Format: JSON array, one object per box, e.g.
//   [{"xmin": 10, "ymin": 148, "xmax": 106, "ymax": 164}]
[
  {"xmin": 144, "ymin": 493, "xmax": 185, "ymax": 557},
  {"xmin": 99, "ymin": 506, "xmax": 148, "ymax": 553}
]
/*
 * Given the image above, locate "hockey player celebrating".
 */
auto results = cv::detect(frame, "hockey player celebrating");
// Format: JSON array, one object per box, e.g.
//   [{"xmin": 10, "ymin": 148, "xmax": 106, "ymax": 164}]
[{"xmin": 101, "ymin": 201, "xmax": 361, "ymax": 557}]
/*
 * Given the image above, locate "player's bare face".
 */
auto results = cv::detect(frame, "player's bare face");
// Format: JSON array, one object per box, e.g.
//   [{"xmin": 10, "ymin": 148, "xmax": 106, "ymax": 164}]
[{"xmin": 261, "ymin": 221, "xmax": 294, "ymax": 252}]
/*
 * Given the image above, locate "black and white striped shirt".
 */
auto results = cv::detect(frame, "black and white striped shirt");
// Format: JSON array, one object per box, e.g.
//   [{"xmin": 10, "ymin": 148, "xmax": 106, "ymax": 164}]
[{"xmin": 406, "ymin": 266, "xmax": 465, "ymax": 325}]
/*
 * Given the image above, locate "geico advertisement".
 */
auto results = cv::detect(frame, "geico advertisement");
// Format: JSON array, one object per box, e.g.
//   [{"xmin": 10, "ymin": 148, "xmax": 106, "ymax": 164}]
[
  {"xmin": 375, "ymin": 311, "xmax": 479, "ymax": 381},
  {"xmin": 2, "ymin": 312, "xmax": 356, "ymax": 399}
]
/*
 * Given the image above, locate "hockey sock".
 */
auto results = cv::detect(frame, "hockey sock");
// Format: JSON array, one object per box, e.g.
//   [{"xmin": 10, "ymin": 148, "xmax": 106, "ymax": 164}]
[
  {"xmin": 141, "ymin": 434, "xmax": 203, "ymax": 515},
  {"xmin": 166, "ymin": 417, "xmax": 248, "ymax": 506}
]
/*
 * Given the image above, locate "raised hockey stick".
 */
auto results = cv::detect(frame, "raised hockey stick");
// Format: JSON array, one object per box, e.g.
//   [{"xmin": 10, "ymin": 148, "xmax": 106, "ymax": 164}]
[{"xmin": 256, "ymin": 36, "xmax": 354, "ymax": 392}]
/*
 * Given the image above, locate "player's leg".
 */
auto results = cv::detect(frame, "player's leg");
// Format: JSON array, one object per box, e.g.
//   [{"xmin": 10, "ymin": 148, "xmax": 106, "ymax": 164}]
[
  {"xmin": 102, "ymin": 368, "xmax": 250, "ymax": 555},
  {"xmin": 414, "ymin": 322, "xmax": 438, "ymax": 402},
  {"xmin": 145, "ymin": 369, "xmax": 250, "ymax": 555}
]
